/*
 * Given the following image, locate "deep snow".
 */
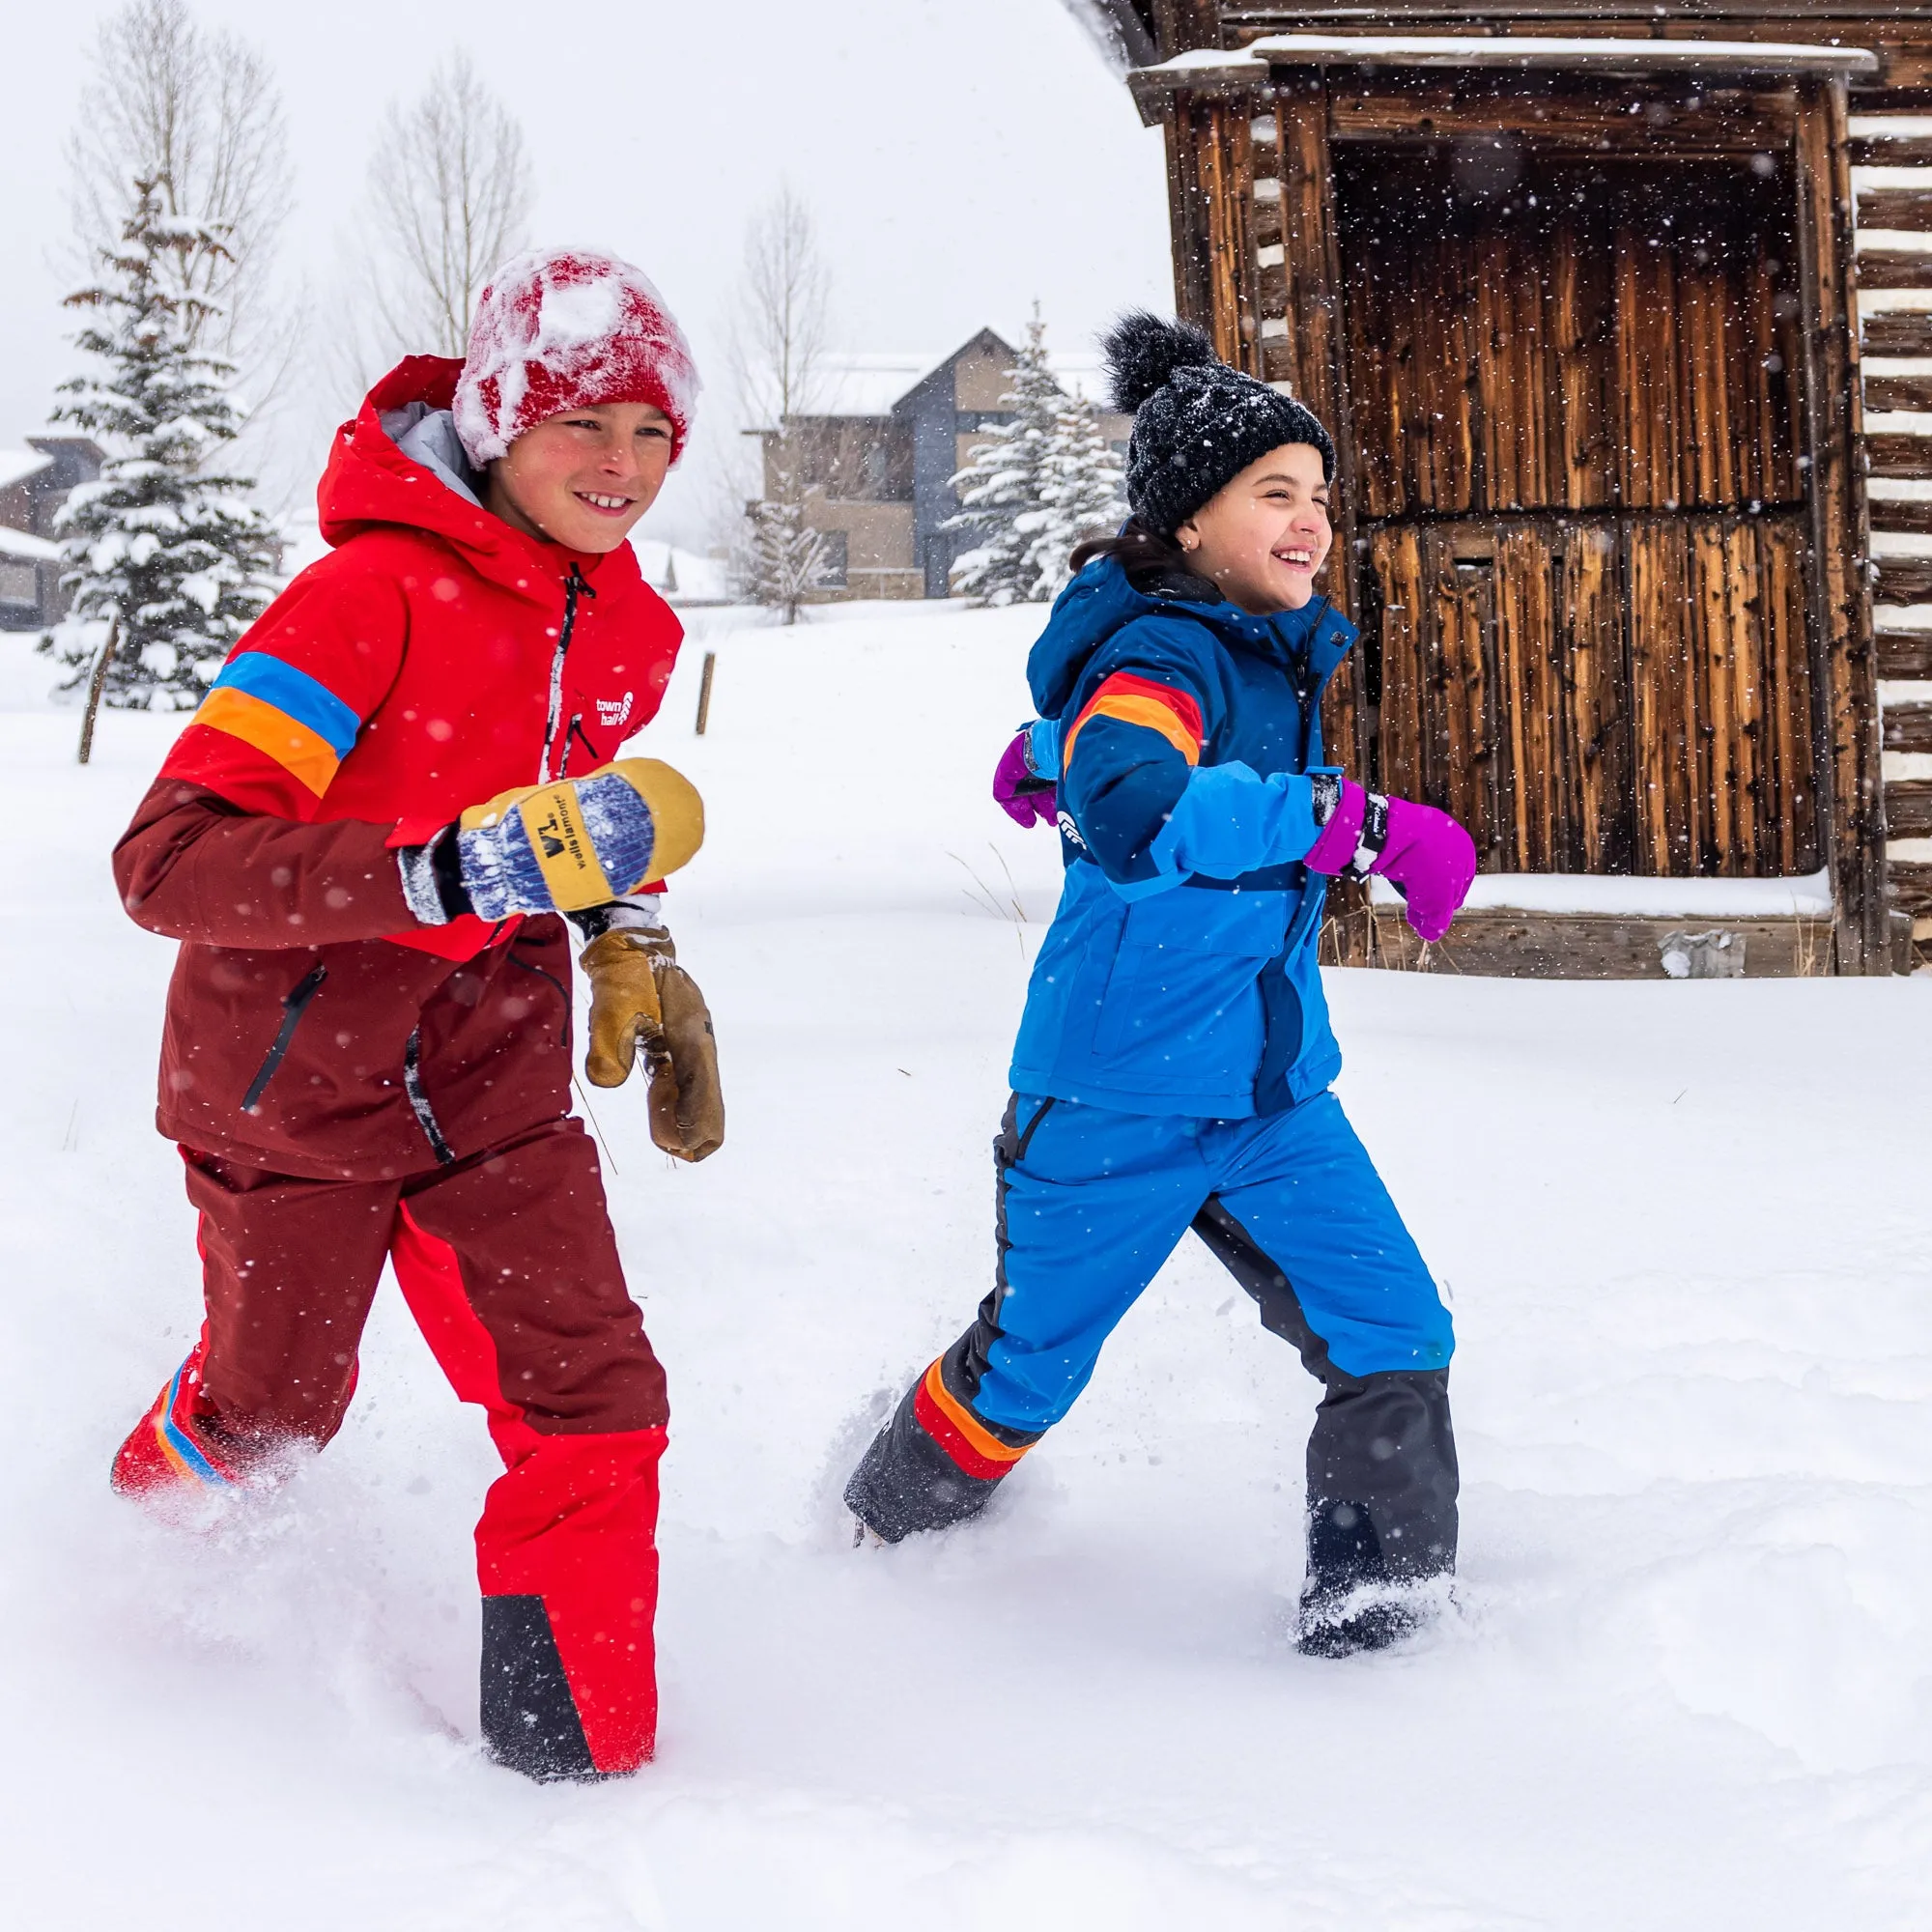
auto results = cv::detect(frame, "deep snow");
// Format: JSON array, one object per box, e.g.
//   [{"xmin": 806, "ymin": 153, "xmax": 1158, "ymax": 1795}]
[{"xmin": 1, "ymin": 602, "xmax": 1929, "ymax": 1928}]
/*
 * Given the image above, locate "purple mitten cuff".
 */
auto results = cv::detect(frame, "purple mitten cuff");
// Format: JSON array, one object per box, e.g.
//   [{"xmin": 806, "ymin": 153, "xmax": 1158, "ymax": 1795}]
[{"xmin": 1302, "ymin": 776, "xmax": 1368, "ymax": 876}]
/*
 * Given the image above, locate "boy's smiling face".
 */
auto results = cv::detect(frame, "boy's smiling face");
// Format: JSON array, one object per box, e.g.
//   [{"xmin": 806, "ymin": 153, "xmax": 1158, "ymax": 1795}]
[
  {"xmin": 484, "ymin": 401, "xmax": 676, "ymax": 552},
  {"xmin": 1174, "ymin": 441, "xmax": 1333, "ymax": 615}
]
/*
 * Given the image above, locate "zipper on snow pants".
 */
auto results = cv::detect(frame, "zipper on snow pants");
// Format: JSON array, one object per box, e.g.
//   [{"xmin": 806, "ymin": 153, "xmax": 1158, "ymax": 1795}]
[
  {"xmin": 403, "ymin": 1027, "xmax": 456, "ymax": 1166},
  {"xmin": 240, "ymin": 964, "xmax": 327, "ymax": 1113}
]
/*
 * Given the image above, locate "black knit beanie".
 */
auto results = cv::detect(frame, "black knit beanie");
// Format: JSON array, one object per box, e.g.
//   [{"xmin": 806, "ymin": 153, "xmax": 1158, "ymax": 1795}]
[{"xmin": 1104, "ymin": 311, "xmax": 1335, "ymax": 536}]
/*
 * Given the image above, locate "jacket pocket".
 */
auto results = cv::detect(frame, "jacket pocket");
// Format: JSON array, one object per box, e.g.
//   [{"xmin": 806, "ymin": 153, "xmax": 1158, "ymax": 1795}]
[
  {"xmin": 240, "ymin": 963, "xmax": 327, "ymax": 1114},
  {"xmin": 1092, "ymin": 890, "xmax": 1289, "ymax": 1078}
]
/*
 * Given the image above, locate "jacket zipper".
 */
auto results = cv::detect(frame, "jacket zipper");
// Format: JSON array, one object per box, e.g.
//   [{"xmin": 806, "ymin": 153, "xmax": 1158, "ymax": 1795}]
[
  {"xmin": 241, "ymin": 963, "xmax": 327, "ymax": 1113},
  {"xmin": 539, "ymin": 563, "xmax": 596, "ymax": 782},
  {"xmin": 1283, "ymin": 600, "xmax": 1340, "ymax": 956},
  {"xmin": 403, "ymin": 1027, "xmax": 456, "ymax": 1166},
  {"xmin": 560, "ymin": 712, "xmax": 596, "ymax": 779}
]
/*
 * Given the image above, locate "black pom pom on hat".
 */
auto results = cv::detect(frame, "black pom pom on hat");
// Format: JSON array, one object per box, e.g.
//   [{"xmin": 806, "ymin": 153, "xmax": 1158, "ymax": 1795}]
[
  {"xmin": 1100, "ymin": 309, "xmax": 1336, "ymax": 537},
  {"xmin": 1102, "ymin": 310, "xmax": 1220, "ymax": 414}
]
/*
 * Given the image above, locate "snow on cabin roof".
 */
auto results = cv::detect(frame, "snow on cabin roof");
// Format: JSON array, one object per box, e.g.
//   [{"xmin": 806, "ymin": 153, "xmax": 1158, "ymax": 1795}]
[
  {"xmin": 1141, "ymin": 36, "xmax": 1880, "ymax": 81},
  {"xmin": 0, "ymin": 525, "xmax": 59, "ymax": 563},
  {"xmin": 0, "ymin": 448, "xmax": 53, "ymax": 494}
]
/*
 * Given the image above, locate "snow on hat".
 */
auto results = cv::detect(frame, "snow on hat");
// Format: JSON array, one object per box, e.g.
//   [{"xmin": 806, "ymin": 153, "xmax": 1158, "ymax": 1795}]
[
  {"xmin": 1104, "ymin": 311, "xmax": 1334, "ymax": 536},
  {"xmin": 453, "ymin": 247, "xmax": 699, "ymax": 467}
]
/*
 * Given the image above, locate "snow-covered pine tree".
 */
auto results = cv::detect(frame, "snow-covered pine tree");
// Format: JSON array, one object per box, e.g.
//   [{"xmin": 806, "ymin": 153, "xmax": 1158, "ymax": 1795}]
[
  {"xmin": 1020, "ymin": 388, "xmax": 1129, "ymax": 603},
  {"xmin": 739, "ymin": 492, "xmax": 831, "ymax": 626},
  {"xmin": 946, "ymin": 310, "xmax": 1062, "ymax": 607},
  {"xmin": 42, "ymin": 174, "xmax": 280, "ymax": 710}
]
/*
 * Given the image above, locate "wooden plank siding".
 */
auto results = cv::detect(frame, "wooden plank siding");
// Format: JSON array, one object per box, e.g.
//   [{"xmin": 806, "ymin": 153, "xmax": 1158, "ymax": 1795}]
[
  {"xmin": 1877, "ymin": 559, "xmax": 1932, "ymax": 607},
  {"xmin": 1862, "ymin": 312, "xmax": 1932, "ymax": 356},
  {"xmin": 1365, "ymin": 515, "xmax": 1814, "ymax": 880},
  {"xmin": 1794, "ymin": 81, "xmax": 1885, "ymax": 971},
  {"xmin": 1336, "ymin": 156, "xmax": 1803, "ymax": 524},
  {"xmin": 1854, "ymin": 77, "xmax": 1932, "ymax": 955},
  {"xmin": 1867, "ymin": 435, "xmax": 1932, "ymax": 480},
  {"xmin": 1366, "ymin": 908, "xmax": 1834, "ymax": 980},
  {"xmin": 1868, "ymin": 499, "xmax": 1932, "ymax": 536},
  {"xmin": 1856, "ymin": 189, "xmax": 1932, "ymax": 232},
  {"xmin": 1854, "ymin": 252, "xmax": 1932, "ymax": 292},
  {"xmin": 1884, "ymin": 704, "xmax": 1932, "ymax": 753},
  {"xmin": 1878, "ymin": 630, "xmax": 1932, "ymax": 678}
]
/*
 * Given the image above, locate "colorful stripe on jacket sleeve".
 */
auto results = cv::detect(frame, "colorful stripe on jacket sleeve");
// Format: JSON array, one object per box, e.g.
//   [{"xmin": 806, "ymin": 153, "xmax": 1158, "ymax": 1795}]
[
  {"xmin": 162, "ymin": 651, "xmax": 364, "ymax": 815},
  {"xmin": 1058, "ymin": 669, "xmax": 1207, "ymax": 893},
  {"xmin": 1062, "ymin": 671, "xmax": 1204, "ymax": 768}
]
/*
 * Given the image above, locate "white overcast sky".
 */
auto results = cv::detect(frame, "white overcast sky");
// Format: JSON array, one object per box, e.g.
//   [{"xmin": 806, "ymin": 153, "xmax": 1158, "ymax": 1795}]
[{"xmin": 0, "ymin": 0, "xmax": 1171, "ymax": 544}]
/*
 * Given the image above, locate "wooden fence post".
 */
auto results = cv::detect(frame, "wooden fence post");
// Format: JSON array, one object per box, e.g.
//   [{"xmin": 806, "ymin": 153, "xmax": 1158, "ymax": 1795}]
[
  {"xmin": 76, "ymin": 614, "xmax": 122, "ymax": 767},
  {"xmin": 695, "ymin": 649, "xmax": 717, "ymax": 735}
]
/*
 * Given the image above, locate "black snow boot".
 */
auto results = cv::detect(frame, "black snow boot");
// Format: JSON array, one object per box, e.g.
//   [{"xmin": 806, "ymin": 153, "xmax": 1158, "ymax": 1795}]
[
  {"xmin": 1296, "ymin": 1497, "xmax": 1424, "ymax": 1657},
  {"xmin": 1294, "ymin": 1369, "xmax": 1460, "ymax": 1658}
]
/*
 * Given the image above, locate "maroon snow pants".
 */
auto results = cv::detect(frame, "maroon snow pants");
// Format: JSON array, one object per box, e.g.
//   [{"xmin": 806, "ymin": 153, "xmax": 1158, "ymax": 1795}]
[{"xmin": 182, "ymin": 1113, "xmax": 668, "ymax": 1777}]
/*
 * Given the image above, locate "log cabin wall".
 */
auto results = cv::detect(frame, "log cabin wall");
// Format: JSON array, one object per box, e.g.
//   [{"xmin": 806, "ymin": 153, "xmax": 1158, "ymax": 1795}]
[
  {"xmin": 1142, "ymin": 19, "xmax": 1929, "ymax": 975},
  {"xmin": 1853, "ymin": 113, "xmax": 1932, "ymax": 968}
]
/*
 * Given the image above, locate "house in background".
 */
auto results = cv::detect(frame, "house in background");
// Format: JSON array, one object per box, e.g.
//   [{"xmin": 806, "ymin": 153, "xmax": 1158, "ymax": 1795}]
[
  {"xmin": 0, "ymin": 438, "xmax": 103, "ymax": 632},
  {"xmin": 752, "ymin": 330, "xmax": 1131, "ymax": 602}
]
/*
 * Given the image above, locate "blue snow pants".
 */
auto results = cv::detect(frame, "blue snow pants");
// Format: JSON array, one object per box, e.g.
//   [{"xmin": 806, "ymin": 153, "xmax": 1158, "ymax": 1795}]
[{"xmin": 845, "ymin": 1089, "xmax": 1460, "ymax": 1592}]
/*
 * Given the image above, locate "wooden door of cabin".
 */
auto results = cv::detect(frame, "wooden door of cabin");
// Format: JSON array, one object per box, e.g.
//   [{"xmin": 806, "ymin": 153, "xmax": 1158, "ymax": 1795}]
[{"xmin": 1336, "ymin": 150, "xmax": 1821, "ymax": 879}]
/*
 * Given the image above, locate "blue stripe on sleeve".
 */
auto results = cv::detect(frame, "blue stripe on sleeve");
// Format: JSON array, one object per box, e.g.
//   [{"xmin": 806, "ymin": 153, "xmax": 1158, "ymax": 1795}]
[{"xmin": 212, "ymin": 652, "xmax": 361, "ymax": 756}]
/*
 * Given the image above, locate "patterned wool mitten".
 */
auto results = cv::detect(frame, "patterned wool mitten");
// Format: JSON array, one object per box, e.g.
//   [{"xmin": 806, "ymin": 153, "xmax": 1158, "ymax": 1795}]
[{"xmin": 455, "ymin": 759, "xmax": 703, "ymax": 921}]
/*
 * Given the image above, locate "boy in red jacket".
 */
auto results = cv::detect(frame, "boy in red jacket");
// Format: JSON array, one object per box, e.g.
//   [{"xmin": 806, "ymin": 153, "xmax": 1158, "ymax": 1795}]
[{"xmin": 108, "ymin": 249, "xmax": 720, "ymax": 1780}]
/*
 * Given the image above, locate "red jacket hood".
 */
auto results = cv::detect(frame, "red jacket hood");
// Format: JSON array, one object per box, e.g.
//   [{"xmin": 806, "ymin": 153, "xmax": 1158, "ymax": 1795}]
[{"xmin": 316, "ymin": 355, "xmax": 643, "ymax": 604}]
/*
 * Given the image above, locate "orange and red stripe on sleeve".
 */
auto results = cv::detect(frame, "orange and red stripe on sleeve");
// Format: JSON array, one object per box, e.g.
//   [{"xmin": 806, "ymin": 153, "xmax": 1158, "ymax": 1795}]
[{"xmin": 1062, "ymin": 671, "xmax": 1205, "ymax": 769}]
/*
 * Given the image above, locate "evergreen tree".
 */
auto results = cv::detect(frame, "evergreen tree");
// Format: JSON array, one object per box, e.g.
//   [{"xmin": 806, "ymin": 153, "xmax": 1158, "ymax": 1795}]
[
  {"xmin": 735, "ymin": 485, "xmax": 832, "ymax": 626},
  {"xmin": 42, "ymin": 174, "xmax": 280, "ymax": 710},
  {"xmin": 1021, "ymin": 388, "xmax": 1129, "ymax": 603},
  {"xmin": 946, "ymin": 310, "xmax": 1062, "ymax": 608}
]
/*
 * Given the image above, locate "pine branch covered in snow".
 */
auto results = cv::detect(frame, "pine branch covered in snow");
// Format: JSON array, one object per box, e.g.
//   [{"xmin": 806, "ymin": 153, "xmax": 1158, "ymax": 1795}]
[
  {"xmin": 947, "ymin": 310, "xmax": 1127, "ymax": 607},
  {"xmin": 41, "ymin": 174, "xmax": 280, "ymax": 711}
]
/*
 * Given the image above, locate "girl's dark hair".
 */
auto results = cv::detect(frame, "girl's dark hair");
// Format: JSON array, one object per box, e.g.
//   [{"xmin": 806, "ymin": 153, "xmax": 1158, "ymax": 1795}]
[{"xmin": 1067, "ymin": 518, "xmax": 1221, "ymax": 602}]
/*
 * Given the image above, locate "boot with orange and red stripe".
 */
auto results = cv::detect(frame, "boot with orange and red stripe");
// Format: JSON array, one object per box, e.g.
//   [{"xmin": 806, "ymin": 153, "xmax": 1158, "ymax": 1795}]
[
  {"xmin": 110, "ymin": 1339, "xmax": 266, "ymax": 1509},
  {"xmin": 844, "ymin": 1322, "xmax": 1042, "ymax": 1544}
]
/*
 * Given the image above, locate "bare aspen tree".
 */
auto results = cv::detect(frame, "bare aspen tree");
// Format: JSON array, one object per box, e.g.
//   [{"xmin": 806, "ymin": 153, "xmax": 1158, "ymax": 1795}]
[
  {"xmin": 68, "ymin": 0, "xmax": 295, "ymax": 417},
  {"xmin": 725, "ymin": 187, "xmax": 834, "ymax": 623},
  {"xmin": 353, "ymin": 51, "xmax": 534, "ymax": 365}
]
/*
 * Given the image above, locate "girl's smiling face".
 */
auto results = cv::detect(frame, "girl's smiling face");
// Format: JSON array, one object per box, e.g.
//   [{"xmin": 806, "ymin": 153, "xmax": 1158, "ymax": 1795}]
[
  {"xmin": 483, "ymin": 402, "xmax": 676, "ymax": 552},
  {"xmin": 1174, "ymin": 441, "xmax": 1333, "ymax": 614}
]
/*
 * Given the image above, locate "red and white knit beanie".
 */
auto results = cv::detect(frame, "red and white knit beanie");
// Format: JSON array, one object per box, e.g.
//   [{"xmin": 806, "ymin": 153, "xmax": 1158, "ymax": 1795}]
[{"xmin": 453, "ymin": 247, "xmax": 699, "ymax": 467}]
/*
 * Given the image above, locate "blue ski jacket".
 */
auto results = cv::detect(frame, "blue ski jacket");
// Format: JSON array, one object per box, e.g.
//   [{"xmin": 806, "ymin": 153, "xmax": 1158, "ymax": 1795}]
[{"xmin": 1008, "ymin": 555, "xmax": 1357, "ymax": 1118}]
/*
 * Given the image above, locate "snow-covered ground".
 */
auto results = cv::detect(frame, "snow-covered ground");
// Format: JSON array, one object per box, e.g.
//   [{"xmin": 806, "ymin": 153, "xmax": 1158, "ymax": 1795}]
[{"xmin": 1, "ymin": 603, "xmax": 1929, "ymax": 1928}]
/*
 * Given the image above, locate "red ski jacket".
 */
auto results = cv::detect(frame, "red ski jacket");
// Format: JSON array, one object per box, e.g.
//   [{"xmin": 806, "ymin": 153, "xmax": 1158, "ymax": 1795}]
[{"xmin": 114, "ymin": 356, "xmax": 685, "ymax": 1179}]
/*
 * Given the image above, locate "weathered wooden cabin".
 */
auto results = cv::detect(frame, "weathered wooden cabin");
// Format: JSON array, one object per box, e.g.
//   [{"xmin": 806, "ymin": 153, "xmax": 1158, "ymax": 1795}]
[{"xmin": 1067, "ymin": 3, "xmax": 1932, "ymax": 977}]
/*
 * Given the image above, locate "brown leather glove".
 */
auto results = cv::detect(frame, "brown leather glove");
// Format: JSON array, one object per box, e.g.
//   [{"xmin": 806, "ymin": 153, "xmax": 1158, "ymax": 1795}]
[{"xmin": 580, "ymin": 926, "xmax": 724, "ymax": 1161}]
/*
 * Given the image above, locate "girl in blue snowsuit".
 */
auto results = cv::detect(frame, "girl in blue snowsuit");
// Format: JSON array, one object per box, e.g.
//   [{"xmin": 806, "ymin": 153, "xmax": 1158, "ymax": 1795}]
[{"xmin": 845, "ymin": 315, "xmax": 1478, "ymax": 1654}]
